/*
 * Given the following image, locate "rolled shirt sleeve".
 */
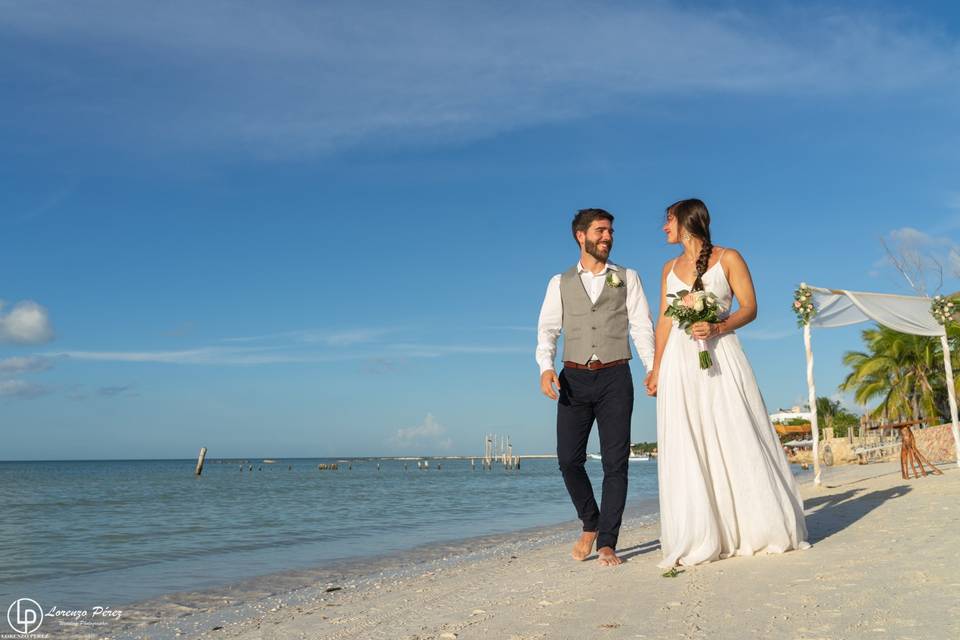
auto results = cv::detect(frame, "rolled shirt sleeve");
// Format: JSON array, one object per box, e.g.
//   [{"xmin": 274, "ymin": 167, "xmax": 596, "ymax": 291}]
[
  {"xmin": 535, "ymin": 274, "xmax": 563, "ymax": 374},
  {"xmin": 625, "ymin": 268, "xmax": 655, "ymax": 372}
]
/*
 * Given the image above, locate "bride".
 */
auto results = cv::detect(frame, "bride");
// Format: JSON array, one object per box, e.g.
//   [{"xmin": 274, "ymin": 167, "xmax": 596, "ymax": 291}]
[{"xmin": 646, "ymin": 198, "xmax": 809, "ymax": 568}]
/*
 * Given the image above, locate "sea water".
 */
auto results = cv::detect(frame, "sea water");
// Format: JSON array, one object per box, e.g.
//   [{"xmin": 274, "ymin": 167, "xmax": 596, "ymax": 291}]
[{"xmin": 0, "ymin": 457, "xmax": 664, "ymax": 610}]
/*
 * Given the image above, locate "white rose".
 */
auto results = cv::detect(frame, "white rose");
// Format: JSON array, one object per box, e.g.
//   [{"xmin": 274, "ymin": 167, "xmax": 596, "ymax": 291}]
[
  {"xmin": 694, "ymin": 299, "xmax": 705, "ymax": 312},
  {"xmin": 609, "ymin": 273, "xmax": 622, "ymax": 287},
  {"xmin": 800, "ymin": 282, "xmax": 807, "ymax": 289}
]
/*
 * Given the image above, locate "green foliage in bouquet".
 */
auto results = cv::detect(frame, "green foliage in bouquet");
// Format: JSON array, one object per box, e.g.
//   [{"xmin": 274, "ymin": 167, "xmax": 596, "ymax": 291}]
[{"xmin": 665, "ymin": 289, "xmax": 723, "ymax": 369}]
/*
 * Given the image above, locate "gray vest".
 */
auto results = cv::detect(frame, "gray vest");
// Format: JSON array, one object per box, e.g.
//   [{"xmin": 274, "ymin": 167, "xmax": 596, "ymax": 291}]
[{"xmin": 559, "ymin": 265, "xmax": 631, "ymax": 364}]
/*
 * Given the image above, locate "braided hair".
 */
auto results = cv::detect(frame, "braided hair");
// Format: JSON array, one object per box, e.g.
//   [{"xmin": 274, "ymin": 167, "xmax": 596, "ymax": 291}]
[{"xmin": 666, "ymin": 198, "xmax": 712, "ymax": 292}]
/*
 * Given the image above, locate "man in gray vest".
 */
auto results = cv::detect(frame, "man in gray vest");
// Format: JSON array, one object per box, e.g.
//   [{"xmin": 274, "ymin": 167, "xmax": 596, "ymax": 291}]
[{"xmin": 536, "ymin": 208, "xmax": 655, "ymax": 566}]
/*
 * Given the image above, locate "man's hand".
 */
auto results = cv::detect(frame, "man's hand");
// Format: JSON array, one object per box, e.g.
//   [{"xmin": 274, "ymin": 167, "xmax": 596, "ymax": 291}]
[{"xmin": 540, "ymin": 370, "xmax": 560, "ymax": 400}]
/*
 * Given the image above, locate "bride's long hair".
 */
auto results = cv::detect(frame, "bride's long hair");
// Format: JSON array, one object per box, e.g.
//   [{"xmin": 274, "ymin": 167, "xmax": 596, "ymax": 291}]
[{"xmin": 667, "ymin": 198, "xmax": 712, "ymax": 292}]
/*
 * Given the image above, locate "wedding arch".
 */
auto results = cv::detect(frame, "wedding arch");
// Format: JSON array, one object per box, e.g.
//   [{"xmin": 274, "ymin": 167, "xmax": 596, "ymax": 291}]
[{"xmin": 794, "ymin": 285, "xmax": 960, "ymax": 486}]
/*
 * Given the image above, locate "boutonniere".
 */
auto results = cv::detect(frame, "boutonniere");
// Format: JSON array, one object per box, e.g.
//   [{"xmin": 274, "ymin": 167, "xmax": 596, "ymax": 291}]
[{"xmin": 606, "ymin": 271, "xmax": 623, "ymax": 288}]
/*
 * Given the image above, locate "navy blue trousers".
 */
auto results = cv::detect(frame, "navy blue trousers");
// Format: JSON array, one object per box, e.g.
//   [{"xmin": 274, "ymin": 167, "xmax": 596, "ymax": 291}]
[{"xmin": 556, "ymin": 363, "xmax": 633, "ymax": 550}]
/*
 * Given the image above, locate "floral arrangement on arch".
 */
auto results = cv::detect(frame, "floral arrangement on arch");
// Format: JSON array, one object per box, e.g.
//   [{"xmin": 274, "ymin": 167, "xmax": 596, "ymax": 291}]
[
  {"xmin": 931, "ymin": 295, "xmax": 958, "ymax": 326},
  {"xmin": 792, "ymin": 283, "xmax": 816, "ymax": 327}
]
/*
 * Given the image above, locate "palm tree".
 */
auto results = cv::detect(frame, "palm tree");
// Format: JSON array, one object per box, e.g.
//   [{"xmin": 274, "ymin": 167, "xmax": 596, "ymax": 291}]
[
  {"xmin": 815, "ymin": 396, "xmax": 841, "ymax": 431},
  {"xmin": 814, "ymin": 396, "xmax": 859, "ymax": 438},
  {"xmin": 840, "ymin": 326, "xmax": 942, "ymax": 422}
]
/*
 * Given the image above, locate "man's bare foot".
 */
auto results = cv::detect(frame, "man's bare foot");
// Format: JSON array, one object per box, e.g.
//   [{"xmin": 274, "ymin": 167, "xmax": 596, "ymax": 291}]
[
  {"xmin": 597, "ymin": 546, "xmax": 622, "ymax": 566},
  {"xmin": 571, "ymin": 531, "xmax": 597, "ymax": 561}
]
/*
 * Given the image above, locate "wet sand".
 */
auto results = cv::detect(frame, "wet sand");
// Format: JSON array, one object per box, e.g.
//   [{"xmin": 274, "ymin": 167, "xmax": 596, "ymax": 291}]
[{"xmin": 116, "ymin": 462, "xmax": 960, "ymax": 640}]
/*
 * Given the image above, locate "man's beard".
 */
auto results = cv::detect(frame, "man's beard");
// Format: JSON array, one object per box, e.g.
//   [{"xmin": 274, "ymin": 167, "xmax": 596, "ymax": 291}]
[{"xmin": 585, "ymin": 238, "xmax": 612, "ymax": 262}]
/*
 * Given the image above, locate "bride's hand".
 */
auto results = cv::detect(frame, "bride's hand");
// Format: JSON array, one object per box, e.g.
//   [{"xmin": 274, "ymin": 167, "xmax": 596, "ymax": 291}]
[{"xmin": 690, "ymin": 321, "xmax": 714, "ymax": 340}]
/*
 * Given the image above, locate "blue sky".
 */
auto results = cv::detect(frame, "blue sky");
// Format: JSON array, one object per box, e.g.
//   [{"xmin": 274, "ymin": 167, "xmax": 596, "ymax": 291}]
[{"xmin": 2, "ymin": 1, "xmax": 960, "ymax": 460}]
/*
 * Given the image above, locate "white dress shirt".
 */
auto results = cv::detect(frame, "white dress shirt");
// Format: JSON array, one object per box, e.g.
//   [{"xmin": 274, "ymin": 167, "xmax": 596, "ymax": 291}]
[{"xmin": 536, "ymin": 262, "xmax": 655, "ymax": 375}]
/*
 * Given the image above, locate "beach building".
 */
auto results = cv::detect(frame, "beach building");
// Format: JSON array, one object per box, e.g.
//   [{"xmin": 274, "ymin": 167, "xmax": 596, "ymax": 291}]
[{"xmin": 769, "ymin": 405, "xmax": 812, "ymax": 423}]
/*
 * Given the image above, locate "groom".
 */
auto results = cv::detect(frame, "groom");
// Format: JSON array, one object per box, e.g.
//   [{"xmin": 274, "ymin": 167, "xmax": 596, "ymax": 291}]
[{"xmin": 536, "ymin": 208, "xmax": 655, "ymax": 566}]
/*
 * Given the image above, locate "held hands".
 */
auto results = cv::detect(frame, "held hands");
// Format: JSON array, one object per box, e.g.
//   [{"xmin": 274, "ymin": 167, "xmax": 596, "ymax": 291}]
[
  {"xmin": 645, "ymin": 370, "xmax": 658, "ymax": 397},
  {"xmin": 540, "ymin": 370, "xmax": 560, "ymax": 400}
]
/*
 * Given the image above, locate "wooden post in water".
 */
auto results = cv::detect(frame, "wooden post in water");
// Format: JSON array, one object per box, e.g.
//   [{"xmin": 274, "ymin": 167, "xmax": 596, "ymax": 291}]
[{"xmin": 195, "ymin": 447, "xmax": 207, "ymax": 476}]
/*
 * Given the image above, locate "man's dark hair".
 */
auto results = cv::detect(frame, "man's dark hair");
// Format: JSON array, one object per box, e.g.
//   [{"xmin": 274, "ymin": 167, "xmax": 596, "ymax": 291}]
[{"xmin": 571, "ymin": 208, "xmax": 614, "ymax": 245}]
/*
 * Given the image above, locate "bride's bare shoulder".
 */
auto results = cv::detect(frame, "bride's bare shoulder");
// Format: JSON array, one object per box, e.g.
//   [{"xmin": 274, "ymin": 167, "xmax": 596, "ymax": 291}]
[{"xmin": 716, "ymin": 246, "xmax": 745, "ymax": 265}]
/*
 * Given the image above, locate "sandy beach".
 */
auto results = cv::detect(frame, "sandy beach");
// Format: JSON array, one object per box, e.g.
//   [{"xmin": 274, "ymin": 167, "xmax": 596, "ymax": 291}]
[{"xmin": 117, "ymin": 461, "xmax": 960, "ymax": 640}]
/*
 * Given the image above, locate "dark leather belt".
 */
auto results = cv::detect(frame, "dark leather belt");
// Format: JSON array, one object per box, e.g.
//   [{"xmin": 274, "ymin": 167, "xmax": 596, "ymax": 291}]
[{"xmin": 563, "ymin": 359, "xmax": 629, "ymax": 371}]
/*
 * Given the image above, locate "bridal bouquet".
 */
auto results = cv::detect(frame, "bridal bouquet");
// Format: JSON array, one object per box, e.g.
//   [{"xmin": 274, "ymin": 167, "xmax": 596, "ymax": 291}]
[{"xmin": 665, "ymin": 289, "xmax": 724, "ymax": 369}]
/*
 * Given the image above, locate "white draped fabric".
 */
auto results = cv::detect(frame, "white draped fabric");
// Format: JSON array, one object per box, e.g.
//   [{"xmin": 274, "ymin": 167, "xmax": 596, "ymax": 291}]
[
  {"xmin": 808, "ymin": 287, "xmax": 945, "ymax": 336},
  {"xmin": 801, "ymin": 286, "xmax": 960, "ymax": 485}
]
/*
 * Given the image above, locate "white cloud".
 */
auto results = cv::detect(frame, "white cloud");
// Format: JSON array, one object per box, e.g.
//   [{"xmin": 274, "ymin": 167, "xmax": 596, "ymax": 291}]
[
  {"xmin": 0, "ymin": 300, "xmax": 54, "ymax": 344},
  {"xmin": 888, "ymin": 227, "xmax": 949, "ymax": 247},
  {"xmin": 391, "ymin": 413, "xmax": 453, "ymax": 451},
  {"xmin": 51, "ymin": 338, "xmax": 527, "ymax": 365},
  {"xmin": 0, "ymin": 355, "xmax": 53, "ymax": 373},
  {"xmin": 2, "ymin": 2, "xmax": 958, "ymax": 156},
  {"xmin": 50, "ymin": 346, "xmax": 323, "ymax": 365},
  {"xmin": 0, "ymin": 378, "xmax": 48, "ymax": 399},
  {"xmin": 882, "ymin": 226, "xmax": 960, "ymax": 292},
  {"xmin": 223, "ymin": 327, "xmax": 393, "ymax": 346}
]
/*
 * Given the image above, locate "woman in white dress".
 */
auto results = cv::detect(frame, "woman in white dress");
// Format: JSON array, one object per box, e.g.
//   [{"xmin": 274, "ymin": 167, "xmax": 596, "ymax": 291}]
[{"xmin": 646, "ymin": 199, "xmax": 809, "ymax": 568}]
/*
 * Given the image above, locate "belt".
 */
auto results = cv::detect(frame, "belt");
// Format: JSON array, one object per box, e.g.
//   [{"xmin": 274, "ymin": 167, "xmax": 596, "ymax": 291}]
[{"xmin": 563, "ymin": 359, "xmax": 629, "ymax": 371}]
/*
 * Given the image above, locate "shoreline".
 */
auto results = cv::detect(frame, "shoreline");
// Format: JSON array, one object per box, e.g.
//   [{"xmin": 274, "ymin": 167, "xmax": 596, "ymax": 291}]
[
  {"xmin": 111, "ymin": 498, "xmax": 662, "ymax": 639},
  {"xmin": 103, "ymin": 461, "xmax": 960, "ymax": 640}
]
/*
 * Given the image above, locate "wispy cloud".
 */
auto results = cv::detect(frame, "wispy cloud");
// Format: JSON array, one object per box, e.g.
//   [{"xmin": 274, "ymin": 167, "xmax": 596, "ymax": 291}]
[
  {"xmin": 0, "ymin": 300, "xmax": 54, "ymax": 344},
  {"xmin": 0, "ymin": 378, "xmax": 49, "ymax": 399},
  {"xmin": 879, "ymin": 226, "xmax": 960, "ymax": 293},
  {"xmin": 222, "ymin": 327, "xmax": 394, "ymax": 347},
  {"xmin": 48, "ymin": 339, "xmax": 528, "ymax": 365},
  {"xmin": 390, "ymin": 413, "xmax": 453, "ymax": 451},
  {"xmin": 0, "ymin": 355, "xmax": 53, "ymax": 373},
  {"xmin": 2, "ymin": 2, "xmax": 958, "ymax": 156},
  {"xmin": 50, "ymin": 346, "xmax": 327, "ymax": 365}
]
